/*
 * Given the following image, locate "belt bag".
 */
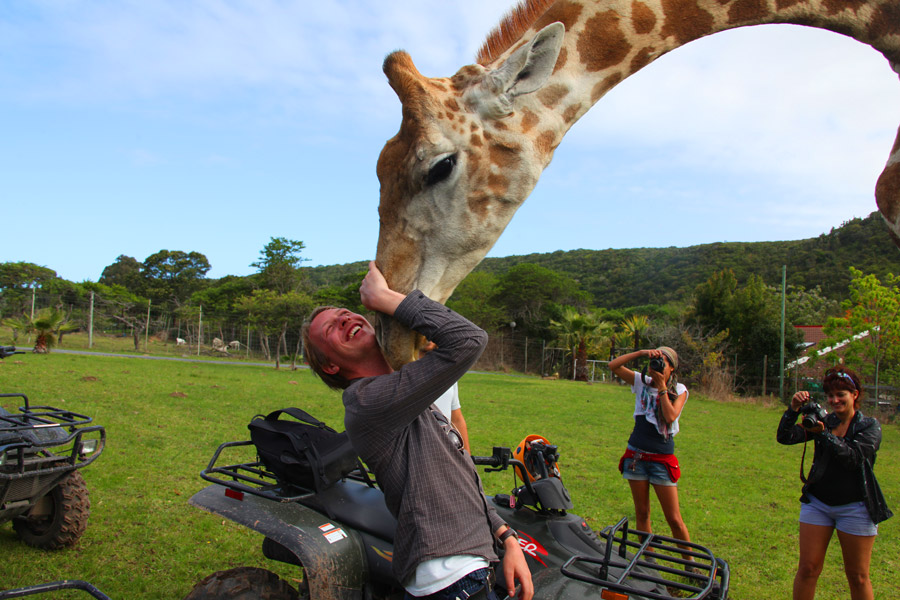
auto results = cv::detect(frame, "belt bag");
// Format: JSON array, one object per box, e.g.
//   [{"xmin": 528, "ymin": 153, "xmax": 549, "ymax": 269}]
[
  {"xmin": 618, "ymin": 448, "xmax": 681, "ymax": 483},
  {"xmin": 248, "ymin": 407, "xmax": 359, "ymax": 492}
]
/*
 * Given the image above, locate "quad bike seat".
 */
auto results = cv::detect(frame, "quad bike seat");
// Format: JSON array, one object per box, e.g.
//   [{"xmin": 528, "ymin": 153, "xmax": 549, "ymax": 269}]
[{"xmin": 298, "ymin": 478, "xmax": 398, "ymax": 542}]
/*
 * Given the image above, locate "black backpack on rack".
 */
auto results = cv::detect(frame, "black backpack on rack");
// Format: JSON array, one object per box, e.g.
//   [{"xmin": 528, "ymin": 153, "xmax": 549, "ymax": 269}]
[{"xmin": 248, "ymin": 407, "xmax": 360, "ymax": 492}]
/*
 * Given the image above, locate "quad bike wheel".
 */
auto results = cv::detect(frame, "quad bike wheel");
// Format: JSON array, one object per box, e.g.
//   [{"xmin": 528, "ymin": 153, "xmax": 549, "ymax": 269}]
[
  {"xmin": 183, "ymin": 567, "xmax": 303, "ymax": 600},
  {"xmin": 13, "ymin": 470, "xmax": 90, "ymax": 549}
]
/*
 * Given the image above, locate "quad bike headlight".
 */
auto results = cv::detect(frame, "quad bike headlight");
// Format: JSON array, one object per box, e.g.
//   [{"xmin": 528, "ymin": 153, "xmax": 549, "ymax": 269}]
[{"xmin": 79, "ymin": 439, "xmax": 98, "ymax": 457}]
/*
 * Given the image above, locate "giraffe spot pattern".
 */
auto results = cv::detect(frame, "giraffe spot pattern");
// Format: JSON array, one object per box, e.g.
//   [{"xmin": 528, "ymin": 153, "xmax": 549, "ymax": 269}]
[
  {"xmin": 591, "ymin": 72, "xmax": 624, "ymax": 103},
  {"xmin": 876, "ymin": 162, "xmax": 900, "ymax": 222},
  {"xmin": 489, "ymin": 142, "xmax": 522, "ymax": 169},
  {"xmin": 822, "ymin": 0, "xmax": 869, "ymax": 16},
  {"xmin": 868, "ymin": 2, "xmax": 900, "ymax": 41},
  {"xmin": 555, "ymin": 47, "xmax": 569, "ymax": 73},
  {"xmin": 451, "ymin": 66, "xmax": 483, "ymax": 92},
  {"xmin": 630, "ymin": 46, "xmax": 656, "ymax": 72},
  {"xmin": 727, "ymin": 0, "xmax": 769, "ymax": 24},
  {"xmin": 487, "ymin": 172, "xmax": 511, "ymax": 198},
  {"xmin": 535, "ymin": 130, "xmax": 557, "ymax": 158},
  {"xmin": 537, "ymin": 83, "xmax": 570, "ymax": 108},
  {"xmin": 577, "ymin": 10, "xmax": 633, "ymax": 72},
  {"xmin": 535, "ymin": 0, "xmax": 585, "ymax": 33},
  {"xmin": 563, "ymin": 103, "xmax": 582, "ymax": 124},
  {"xmin": 631, "ymin": 1, "xmax": 657, "ymax": 34},
  {"xmin": 660, "ymin": 0, "xmax": 714, "ymax": 44},
  {"xmin": 520, "ymin": 109, "xmax": 540, "ymax": 134}
]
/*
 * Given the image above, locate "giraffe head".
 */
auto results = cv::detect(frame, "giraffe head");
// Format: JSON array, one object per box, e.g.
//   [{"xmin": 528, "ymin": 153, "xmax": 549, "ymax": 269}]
[{"xmin": 374, "ymin": 22, "xmax": 566, "ymax": 368}]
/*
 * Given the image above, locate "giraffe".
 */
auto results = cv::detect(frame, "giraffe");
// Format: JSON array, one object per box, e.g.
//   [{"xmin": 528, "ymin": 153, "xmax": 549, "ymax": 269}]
[{"xmin": 374, "ymin": 0, "xmax": 900, "ymax": 368}]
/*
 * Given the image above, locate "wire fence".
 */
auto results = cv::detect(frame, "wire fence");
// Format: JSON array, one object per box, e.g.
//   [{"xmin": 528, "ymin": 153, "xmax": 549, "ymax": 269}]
[{"xmin": 7, "ymin": 290, "xmax": 895, "ymax": 411}]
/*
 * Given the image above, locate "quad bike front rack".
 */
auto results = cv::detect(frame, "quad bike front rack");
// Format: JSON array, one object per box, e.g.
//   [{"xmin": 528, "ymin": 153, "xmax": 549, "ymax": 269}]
[
  {"xmin": 1, "ymin": 393, "xmax": 106, "ymax": 507},
  {"xmin": 560, "ymin": 516, "xmax": 729, "ymax": 600}
]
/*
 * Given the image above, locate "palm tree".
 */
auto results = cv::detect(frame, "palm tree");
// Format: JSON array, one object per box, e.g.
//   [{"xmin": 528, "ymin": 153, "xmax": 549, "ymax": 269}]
[
  {"xmin": 551, "ymin": 308, "xmax": 610, "ymax": 381},
  {"xmin": 21, "ymin": 308, "xmax": 77, "ymax": 354},
  {"xmin": 1, "ymin": 314, "xmax": 32, "ymax": 342},
  {"xmin": 620, "ymin": 314, "xmax": 650, "ymax": 352}
]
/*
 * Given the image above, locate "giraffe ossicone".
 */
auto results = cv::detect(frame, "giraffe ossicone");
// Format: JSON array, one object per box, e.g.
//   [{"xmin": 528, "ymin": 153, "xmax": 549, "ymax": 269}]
[{"xmin": 374, "ymin": 0, "xmax": 900, "ymax": 368}]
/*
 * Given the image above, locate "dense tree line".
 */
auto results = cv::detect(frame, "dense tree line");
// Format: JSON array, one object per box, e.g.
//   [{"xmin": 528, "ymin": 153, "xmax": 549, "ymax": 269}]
[
  {"xmin": 442, "ymin": 212, "xmax": 900, "ymax": 310},
  {"xmin": 2, "ymin": 214, "xmax": 896, "ymax": 391}
]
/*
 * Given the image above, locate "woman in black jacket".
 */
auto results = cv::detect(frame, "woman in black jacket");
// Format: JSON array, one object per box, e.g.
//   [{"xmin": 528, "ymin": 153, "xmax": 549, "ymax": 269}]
[{"xmin": 777, "ymin": 367, "xmax": 892, "ymax": 600}]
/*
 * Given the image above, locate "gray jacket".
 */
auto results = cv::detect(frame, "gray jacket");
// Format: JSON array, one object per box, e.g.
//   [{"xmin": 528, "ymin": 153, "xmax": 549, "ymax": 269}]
[{"xmin": 342, "ymin": 292, "xmax": 505, "ymax": 582}]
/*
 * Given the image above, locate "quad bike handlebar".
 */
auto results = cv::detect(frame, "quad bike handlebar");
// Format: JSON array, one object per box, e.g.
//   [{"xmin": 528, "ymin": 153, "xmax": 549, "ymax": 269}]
[
  {"xmin": 0, "ymin": 580, "xmax": 112, "ymax": 600},
  {"xmin": 0, "ymin": 346, "xmax": 25, "ymax": 360}
]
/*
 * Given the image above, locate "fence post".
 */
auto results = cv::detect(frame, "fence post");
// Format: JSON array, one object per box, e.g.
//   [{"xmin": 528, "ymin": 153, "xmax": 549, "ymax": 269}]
[
  {"xmin": 762, "ymin": 355, "xmax": 768, "ymax": 396},
  {"xmin": 572, "ymin": 348, "xmax": 577, "ymax": 380},
  {"xmin": 144, "ymin": 300, "xmax": 151, "ymax": 352},
  {"xmin": 524, "ymin": 337, "xmax": 528, "ymax": 374},
  {"xmin": 197, "ymin": 305, "xmax": 203, "ymax": 356},
  {"xmin": 541, "ymin": 340, "xmax": 545, "ymax": 376},
  {"xmin": 88, "ymin": 291, "xmax": 94, "ymax": 349}
]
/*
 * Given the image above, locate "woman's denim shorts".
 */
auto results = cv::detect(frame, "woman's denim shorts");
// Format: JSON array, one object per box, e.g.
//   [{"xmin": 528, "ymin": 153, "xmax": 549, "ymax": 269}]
[
  {"xmin": 800, "ymin": 493, "xmax": 878, "ymax": 537},
  {"xmin": 621, "ymin": 445, "xmax": 676, "ymax": 487}
]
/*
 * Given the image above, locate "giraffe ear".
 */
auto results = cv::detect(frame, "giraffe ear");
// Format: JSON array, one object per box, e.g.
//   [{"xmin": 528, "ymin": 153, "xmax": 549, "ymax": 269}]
[
  {"xmin": 500, "ymin": 22, "xmax": 565, "ymax": 97},
  {"xmin": 474, "ymin": 22, "xmax": 565, "ymax": 117}
]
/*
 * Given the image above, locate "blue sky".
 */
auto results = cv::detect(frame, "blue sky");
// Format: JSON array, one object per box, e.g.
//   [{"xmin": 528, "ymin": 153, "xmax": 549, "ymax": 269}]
[{"xmin": 2, "ymin": 1, "xmax": 899, "ymax": 283}]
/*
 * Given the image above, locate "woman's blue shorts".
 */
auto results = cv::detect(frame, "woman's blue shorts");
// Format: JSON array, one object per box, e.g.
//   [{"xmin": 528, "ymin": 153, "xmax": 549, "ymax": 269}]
[{"xmin": 799, "ymin": 493, "xmax": 877, "ymax": 537}]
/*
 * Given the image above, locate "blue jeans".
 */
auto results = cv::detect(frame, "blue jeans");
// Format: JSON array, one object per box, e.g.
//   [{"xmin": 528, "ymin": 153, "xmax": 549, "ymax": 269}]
[{"xmin": 405, "ymin": 567, "xmax": 498, "ymax": 600}]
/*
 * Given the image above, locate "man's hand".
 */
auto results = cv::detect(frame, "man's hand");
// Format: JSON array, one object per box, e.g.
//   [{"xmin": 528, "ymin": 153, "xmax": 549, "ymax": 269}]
[
  {"xmin": 359, "ymin": 261, "xmax": 405, "ymax": 316},
  {"xmin": 501, "ymin": 535, "xmax": 533, "ymax": 600}
]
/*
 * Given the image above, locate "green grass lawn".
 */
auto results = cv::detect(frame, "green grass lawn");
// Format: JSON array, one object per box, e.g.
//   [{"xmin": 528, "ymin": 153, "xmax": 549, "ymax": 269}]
[{"xmin": 0, "ymin": 353, "xmax": 897, "ymax": 599}]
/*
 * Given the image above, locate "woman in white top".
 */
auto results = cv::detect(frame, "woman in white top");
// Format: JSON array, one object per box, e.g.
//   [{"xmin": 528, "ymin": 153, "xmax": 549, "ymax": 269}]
[{"xmin": 609, "ymin": 346, "xmax": 691, "ymax": 546}]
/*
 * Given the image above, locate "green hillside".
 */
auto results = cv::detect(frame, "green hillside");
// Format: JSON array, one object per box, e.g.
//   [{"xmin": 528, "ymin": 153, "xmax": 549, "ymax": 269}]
[{"xmin": 308, "ymin": 212, "xmax": 900, "ymax": 308}]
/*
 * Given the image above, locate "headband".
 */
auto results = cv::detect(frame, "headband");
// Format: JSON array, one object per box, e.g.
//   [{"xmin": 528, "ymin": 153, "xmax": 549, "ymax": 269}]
[{"xmin": 831, "ymin": 371, "xmax": 858, "ymax": 390}]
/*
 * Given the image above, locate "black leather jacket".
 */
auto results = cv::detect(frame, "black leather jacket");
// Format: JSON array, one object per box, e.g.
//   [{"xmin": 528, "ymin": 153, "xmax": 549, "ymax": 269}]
[{"xmin": 777, "ymin": 408, "xmax": 893, "ymax": 524}]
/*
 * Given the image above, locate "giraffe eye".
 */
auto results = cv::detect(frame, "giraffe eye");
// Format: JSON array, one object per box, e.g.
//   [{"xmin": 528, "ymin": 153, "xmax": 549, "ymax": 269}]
[{"xmin": 426, "ymin": 154, "xmax": 457, "ymax": 186}]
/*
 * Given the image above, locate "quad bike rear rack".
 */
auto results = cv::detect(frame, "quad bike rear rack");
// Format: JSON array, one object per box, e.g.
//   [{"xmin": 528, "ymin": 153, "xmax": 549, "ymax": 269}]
[
  {"xmin": 561, "ymin": 516, "xmax": 729, "ymax": 600},
  {"xmin": 199, "ymin": 440, "xmax": 374, "ymax": 504},
  {"xmin": 198, "ymin": 440, "xmax": 311, "ymax": 503}
]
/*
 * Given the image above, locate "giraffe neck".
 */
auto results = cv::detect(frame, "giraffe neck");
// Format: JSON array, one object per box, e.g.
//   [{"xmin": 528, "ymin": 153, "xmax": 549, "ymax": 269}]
[{"xmin": 501, "ymin": 0, "xmax": 900, "ymax": 160}]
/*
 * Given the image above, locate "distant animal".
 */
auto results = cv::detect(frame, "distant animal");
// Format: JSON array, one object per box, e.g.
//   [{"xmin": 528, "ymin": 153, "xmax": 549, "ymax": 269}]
[
  {"xmin": 227, "ymin": 340, "xmax": 241, "ymax": 350},
  {"xmin": 212, "ymin": 338, "xmax": 226, "ymax": 350},
  {"xmin": 176, "ymin": 338, "xmax": 186, "ymax": 346}
]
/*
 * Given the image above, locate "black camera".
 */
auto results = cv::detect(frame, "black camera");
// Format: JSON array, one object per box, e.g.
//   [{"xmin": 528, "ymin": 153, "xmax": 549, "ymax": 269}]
[
  {"xmin": 648, "ymin": 357, "xmax": 666, "ymax": 373},
  {"xmin": 800, "ymin": 401, "xmax": 828, "ymax": 429}
]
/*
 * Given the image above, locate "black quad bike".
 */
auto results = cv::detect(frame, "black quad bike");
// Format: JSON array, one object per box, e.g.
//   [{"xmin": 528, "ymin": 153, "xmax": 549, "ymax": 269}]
[
  {"xmin": 0, "ymin": 346, "xmax": 106, "ymax": 550},
  {"xmin": 185, "ymin": 410, "xmax": 729, "ymax": 600}
]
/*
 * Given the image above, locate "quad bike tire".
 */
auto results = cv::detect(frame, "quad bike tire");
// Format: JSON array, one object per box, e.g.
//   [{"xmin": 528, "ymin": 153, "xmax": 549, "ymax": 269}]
[
  {"xmin": 13, "ymin": 470, "xmax": 90, "ymax": 549},
  {"xmin": 183, "ymin": 567, "xmax": 303, "ymax": 600}
]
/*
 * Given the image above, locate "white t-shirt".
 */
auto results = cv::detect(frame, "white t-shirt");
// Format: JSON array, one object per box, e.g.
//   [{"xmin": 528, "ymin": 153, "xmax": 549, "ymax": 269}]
[
  {"xmin": 432, "ymin": 382, "xmax": 460, "ymax": 418},
  {"xmin": 631, "ymin": 374, "xmax": 688, "ymax": 438},
  {"xmin": 404, "ymin": 555, "xmax": 488, "ymax": 596}
]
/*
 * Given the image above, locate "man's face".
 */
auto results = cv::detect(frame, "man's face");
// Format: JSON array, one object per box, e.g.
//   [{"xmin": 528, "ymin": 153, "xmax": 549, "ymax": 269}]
[{"xmin": 308, "ymin": 308, "xmax": 378, "ymax": 373}]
